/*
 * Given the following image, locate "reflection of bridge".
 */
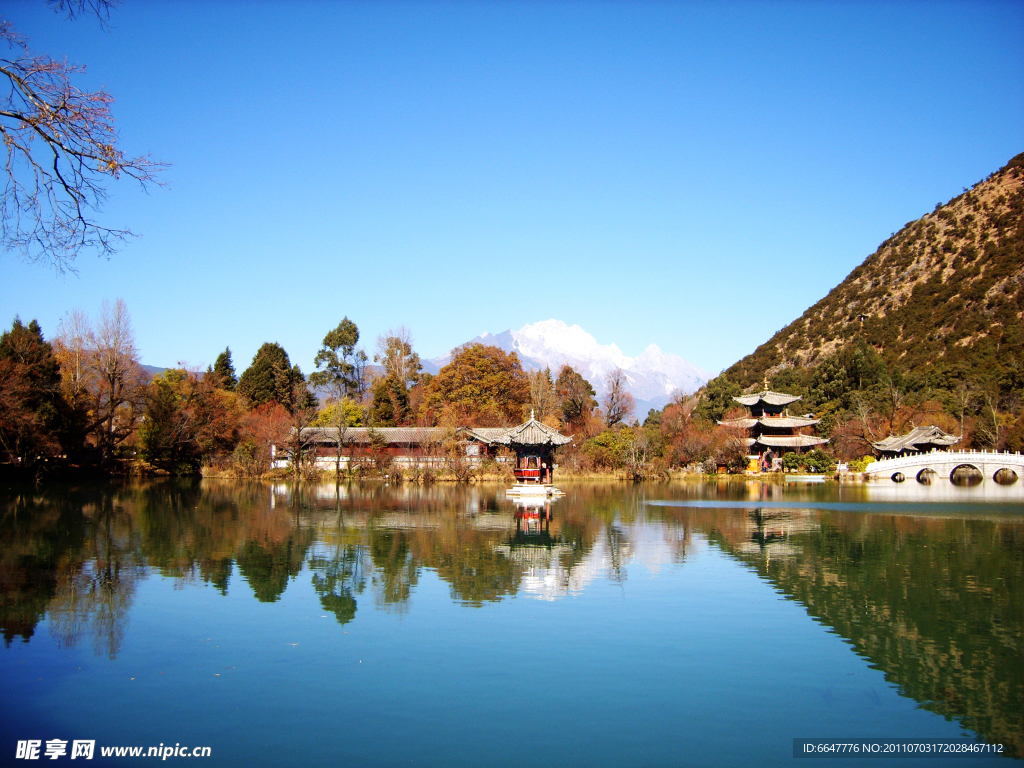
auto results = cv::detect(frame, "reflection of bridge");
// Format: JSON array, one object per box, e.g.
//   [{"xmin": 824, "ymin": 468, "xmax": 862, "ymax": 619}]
[{"xmin": 865, "ymin": 450, "xmax": 1023, "ymax": 483}]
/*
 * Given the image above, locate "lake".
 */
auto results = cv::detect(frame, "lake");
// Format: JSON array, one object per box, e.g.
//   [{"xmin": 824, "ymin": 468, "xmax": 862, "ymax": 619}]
[{"xmin": 1, "ymin": 479, "xmax": 1021, "ymax": 767}]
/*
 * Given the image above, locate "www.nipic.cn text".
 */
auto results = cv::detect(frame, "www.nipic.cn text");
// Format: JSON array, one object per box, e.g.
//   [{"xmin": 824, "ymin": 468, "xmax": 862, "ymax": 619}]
[{"xmin": 15, "ymin": 740, "xmax": 212, "ymax": 760}]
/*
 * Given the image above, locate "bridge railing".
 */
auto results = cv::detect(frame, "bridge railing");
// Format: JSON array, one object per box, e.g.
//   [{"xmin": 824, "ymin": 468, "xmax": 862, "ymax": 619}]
[{"xmin": 863, "ymin": 449, "xmax": 1024, "ymax": 481}]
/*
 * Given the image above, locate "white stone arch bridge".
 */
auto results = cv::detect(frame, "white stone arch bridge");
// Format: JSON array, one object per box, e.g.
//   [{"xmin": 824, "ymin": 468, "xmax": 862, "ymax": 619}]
[{"xmin": 864, "ymin": 450, "xmax": 1024, "ymax": 483}]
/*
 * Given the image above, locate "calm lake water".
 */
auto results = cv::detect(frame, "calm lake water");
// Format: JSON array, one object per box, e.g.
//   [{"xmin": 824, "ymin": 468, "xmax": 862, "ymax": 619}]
[{"xmin": 1, "ymin": 479, "xmax": 1022, "ymax": 767}]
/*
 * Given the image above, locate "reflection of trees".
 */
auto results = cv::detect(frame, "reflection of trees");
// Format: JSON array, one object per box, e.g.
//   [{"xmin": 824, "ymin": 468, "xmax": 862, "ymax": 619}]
[
  {"xmin": 0, "ymin": 486, "xmax": 142, "ymax": 658},
  {"xmin": 368, "ymin": 530, "xmax": 419, "ymax": 611},
  {"xmin": 309, "ymin": 544, "xmax": 364, "ymax": 624},
  {"xmin": 2, "ymin": 480, "xmax": 682, "ymax": 646},
  {"xmin": 235, "ymin": 539, "xmax": 305, "ymax": 603},
  {"xmin": 427, "ymin": 534, "xmax": 522, "ymax": 606},
  {"xmin": 0, "ymin": 489, "xmax": 87, "ymax": 645},
  {"xmin": 47, "ymin": 490, "xmax": 144, "ymax": 659},
  {"xmin": 678, "ymin": 506, "xmax": 1024, "ymax": 758},
  {"xmin": 309, "ymin": 507, "xmax": 368, "ymax": 625}
]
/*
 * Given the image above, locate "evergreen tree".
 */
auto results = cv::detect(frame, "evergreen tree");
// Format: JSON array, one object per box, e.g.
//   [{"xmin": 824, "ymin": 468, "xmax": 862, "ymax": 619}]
[
  {"xmin": 0, "ymin": 317, "xmax": 65, "ymax": 462},
  {"xmin": 213, "ymin": 347, "xmax": 237, "ymax": 391},
  {"xmin": 693, "ymin": 375, "xmax": 742, "ymax": 423},
  {"xmin": 310, "ymin": 318, "xmax": 362, "ymax": 400},
  {"xmin": 370, "ymin": 374, "xmax": 408, "ymax": 426},
  {"xmin": 290, "ymin": 365, "xmax": 318, "ymax": 411},
  {"xmin": 555, "ymin": 365, "xmax": 597, "ymax": 427},
  {"xmin": 237, "ymin": 343, "xmax": 300, "ymax": 410}
]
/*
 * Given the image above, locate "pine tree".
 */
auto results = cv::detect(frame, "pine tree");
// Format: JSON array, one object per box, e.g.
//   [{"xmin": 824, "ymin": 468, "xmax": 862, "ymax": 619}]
[
  {"xmin": 237, "ymin": 343, "xmax": 297, "ymax": 410},
  {"xmin": 213, "ymin": 347, "xmax": 237, "ymax": 391},
  {"xmin": 0, "ymin": 317, "xmax": 64, "ymax": 462}
]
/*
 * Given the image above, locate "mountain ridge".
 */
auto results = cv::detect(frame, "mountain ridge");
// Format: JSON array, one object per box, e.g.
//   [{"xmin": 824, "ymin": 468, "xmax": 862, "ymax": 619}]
[
  {"xmin": 706, "ymin": 152, "xmax": 1024, "ymax": 451},
  {"xmin": 425, "ymin": 320, "xmax": 709, "ymax": 416},
  {"xmin": 723, "ymin": 152, "xmax": 1024, "ymax": 392}
]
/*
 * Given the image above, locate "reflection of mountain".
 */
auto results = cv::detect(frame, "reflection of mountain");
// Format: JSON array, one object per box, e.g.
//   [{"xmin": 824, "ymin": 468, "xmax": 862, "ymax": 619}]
[{"xmin": 675, "ymin": 505, "xmax": 1024, "ymax": 758}]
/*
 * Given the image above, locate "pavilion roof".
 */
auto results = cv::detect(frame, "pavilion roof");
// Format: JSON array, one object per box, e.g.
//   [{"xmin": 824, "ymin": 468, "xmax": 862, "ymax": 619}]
[
  {"xmin": 719, "ymin": 415, "xmax": 820, "ymax": 429},
  {"xmin": 492, "ymin": 417, "xmax": 573, "ymax": 447},
  {"xmin": 719, "ymin": 417, "xmax": 758, "ymax": 429},
  {"xmin": 734, "ymin": 389, "xmax": 803, "ymax": 407},
  {"xmin": 872, "ymin": 425, "xmax": 961, "ymax": 454},
  {"xmin": 754, "ymin": 434, "xmax": 827, "ymax": 448}
]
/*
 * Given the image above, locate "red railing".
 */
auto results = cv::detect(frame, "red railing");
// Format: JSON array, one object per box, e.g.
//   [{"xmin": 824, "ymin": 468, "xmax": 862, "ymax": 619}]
[{"xmin": 514, "ymin": 468, "xmax": 542, "ymax": 482}]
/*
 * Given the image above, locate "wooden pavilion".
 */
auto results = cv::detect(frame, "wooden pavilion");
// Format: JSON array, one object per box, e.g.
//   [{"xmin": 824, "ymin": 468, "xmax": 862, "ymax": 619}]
[{"xmin": 493, "ymin": 412, "xmax": 573, "ymax": 487}]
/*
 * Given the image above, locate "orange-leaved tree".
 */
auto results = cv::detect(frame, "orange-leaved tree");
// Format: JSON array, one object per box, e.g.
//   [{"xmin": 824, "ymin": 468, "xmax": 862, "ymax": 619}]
[{"xmin": 421, "ymin": 344, "xmax": 529, "ymax": 426}]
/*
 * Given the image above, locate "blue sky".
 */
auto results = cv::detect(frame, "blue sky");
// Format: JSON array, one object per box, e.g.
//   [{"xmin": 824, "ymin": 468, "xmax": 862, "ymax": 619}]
[{"xmin": 2, "ymin": 0, "xmax": 1022, "ymax": 376}]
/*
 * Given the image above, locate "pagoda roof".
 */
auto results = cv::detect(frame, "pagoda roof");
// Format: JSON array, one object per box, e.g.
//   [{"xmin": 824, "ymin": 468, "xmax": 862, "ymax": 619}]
[
  {"xmin": 719, "ymin": 415, "xmax": 820, "ymax": 429},
  {"xmin": 872, "ymin": 425, "xmax": 960, "ymax": 454},
  {"xmin": 734, "ymin": 389, "xmax": 802, "ymax": 407},
  {"xmin": 492, "ymin": 417, "xmax": 573, "ymax": 447},
  {"xmin": 719, "ymin": 417, "xmax": 758, "ymax": 429},
  {"xmin": 754, "ymin": 434, "xmax": 827, "ymax": 448}
]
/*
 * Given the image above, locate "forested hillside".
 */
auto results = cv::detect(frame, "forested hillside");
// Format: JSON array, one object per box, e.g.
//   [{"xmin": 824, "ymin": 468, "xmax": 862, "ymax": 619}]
[{"xmin": 705, "ymin": 152, "xmax": 1024, "ymax": 456}]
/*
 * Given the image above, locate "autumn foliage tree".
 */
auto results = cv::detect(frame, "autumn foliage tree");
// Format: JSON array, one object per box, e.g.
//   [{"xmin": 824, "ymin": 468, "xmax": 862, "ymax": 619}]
[
  {"xmin": 138, "ymin": 368, "xmax": 242, "ymax": 472},
  {"xmin": 529, "ymin": 368, "xmax": 558, "ymax": 423},
  {"xmin": 555, "ymin": 365, "xmax": 597, "ymax": 429},
  {"xmin": 602, "ymin": 368, "xmax": 635, "ymax": 427},
  {"xmin": 422, "ymin": 344, "xmax": 529, "ymax": 426}
]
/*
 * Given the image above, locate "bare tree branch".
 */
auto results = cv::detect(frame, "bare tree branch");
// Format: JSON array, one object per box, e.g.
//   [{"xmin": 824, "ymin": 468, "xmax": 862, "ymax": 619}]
[
  {"xmin": 46, "ymin": 0, "xmax": 119, "ymax": 26},
  {"xmin": 1, "ymin": 9, "xmax": 165, "ymax": 272}
]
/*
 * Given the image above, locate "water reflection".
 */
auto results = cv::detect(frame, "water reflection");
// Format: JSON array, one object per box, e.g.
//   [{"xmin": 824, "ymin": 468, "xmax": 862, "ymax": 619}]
[
  {"xmin": 0, "ymin": 480, "xmax": 1020, "ymax": 757},
  {"xmin": 660, "ymin": 501, "xmax": 1023, "ymax": 758}
]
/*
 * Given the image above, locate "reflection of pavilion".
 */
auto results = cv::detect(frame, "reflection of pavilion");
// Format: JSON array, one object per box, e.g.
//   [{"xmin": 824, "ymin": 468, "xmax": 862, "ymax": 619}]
[
  {"xmin": 733, "ymin": 507, "xmax": 818, "ymax": 559},
  {"xmin": 512, "ymin": 497, "xmax": 553, "ymax": 535}
]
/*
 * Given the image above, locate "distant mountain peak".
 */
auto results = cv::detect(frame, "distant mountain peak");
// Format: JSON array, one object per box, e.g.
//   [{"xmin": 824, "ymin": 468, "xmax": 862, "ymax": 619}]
[{"xmin": 426, "ymin": 320, "xmax": 709, "ymax": 415}]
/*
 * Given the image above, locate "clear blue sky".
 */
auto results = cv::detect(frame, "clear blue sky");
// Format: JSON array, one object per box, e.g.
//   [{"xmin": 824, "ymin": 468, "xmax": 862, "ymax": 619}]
[{"xmin": 2, "ymin": 0, "xmax": 1022, "ymax": 376}]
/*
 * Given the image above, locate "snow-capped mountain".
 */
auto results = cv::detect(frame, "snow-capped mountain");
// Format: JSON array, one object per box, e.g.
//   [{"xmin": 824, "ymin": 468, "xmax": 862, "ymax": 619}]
[{"xmin": 425, "ymin": 320, "xmax": 709, "ymax": 416}]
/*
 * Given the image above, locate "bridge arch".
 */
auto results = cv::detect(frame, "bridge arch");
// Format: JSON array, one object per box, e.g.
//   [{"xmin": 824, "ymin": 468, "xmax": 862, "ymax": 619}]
[
  {"xmin": 950, "ymin": 464, "xmax": 983, "ymax": 487},
  {"xmin": 916, "ymin": 468, "xmax": 937, "ymax": 484},
  {"xmin": 864, "ymin": 450, "xmax": 1024, "ymax": 483},
  {"xmin": 994, "ymin": 467, "xmax": 1018, "ymax": 485}
]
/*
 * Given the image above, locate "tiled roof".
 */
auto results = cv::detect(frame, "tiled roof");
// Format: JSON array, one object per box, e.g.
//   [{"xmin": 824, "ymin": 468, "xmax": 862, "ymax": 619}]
[
  {"xmin": 872, "ymin": 426, "xmax": 961, "ymax": 454},
  {"xmin": 300, "ymin": 427, "xmax": 463, "ymax": 444},
  {"xmin": 719, "ymin": 416, "xmax": 820, "ymax": 429},
  {"xmin": 297, "ymin": 423, "xmax": 572, "ymax": 447},
  {"xmin": 492, "ymin": 418, "xmax": 573, "ymax": 447},
  {"xmin": 719, "ymin": 417, "xmax": 758, "ymax": 429},
  {"xmin": 754, "ymin": 415, "xmax": 820, "ymax": 428},
  {"xmin": 734, "ymin": 389, "xmax": 803, "ymax": 407},
  {"xmin": 464, "ymin": 427, "xmax": 511, "ymax": 444},
  {"xmin": 754, "ymin": 434, "xmax": 827, "ymax": 448}
]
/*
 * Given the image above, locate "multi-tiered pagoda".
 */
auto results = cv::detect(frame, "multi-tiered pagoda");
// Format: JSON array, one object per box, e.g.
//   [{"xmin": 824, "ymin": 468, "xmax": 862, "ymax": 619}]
[{"xmin": 718, "ymin": 386, "xmax": 826, "ymax": 469}]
